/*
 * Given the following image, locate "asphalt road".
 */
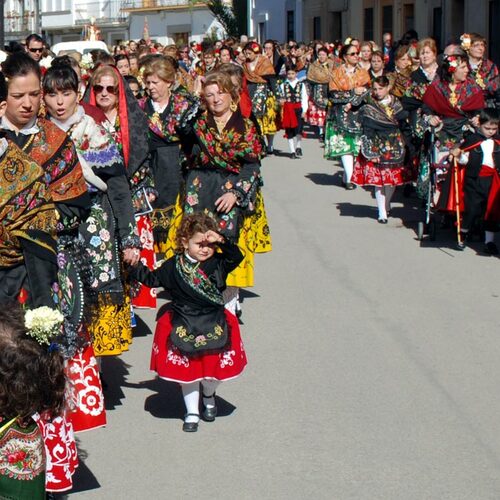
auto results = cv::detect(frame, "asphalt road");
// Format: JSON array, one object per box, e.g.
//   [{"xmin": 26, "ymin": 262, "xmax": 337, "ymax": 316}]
[{"xmin": 67, "ymin": 133, "xmax": 500, "ymax": 500}]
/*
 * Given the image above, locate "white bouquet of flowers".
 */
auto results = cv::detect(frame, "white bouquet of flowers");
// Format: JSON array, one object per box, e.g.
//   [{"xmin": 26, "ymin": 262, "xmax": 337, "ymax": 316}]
[{"xmin": 25, "ymin": 306, "xmax": 64, "ymax": 345}]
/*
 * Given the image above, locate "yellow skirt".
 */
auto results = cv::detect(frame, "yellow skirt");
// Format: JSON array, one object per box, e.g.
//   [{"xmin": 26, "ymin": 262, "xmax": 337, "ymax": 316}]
[
  {"xmin": 257, "ymin": 94, "xmax": 279, "ymax": 136},
  {"xmin": 166, "ymin": 191, "xmax": 272, "ymax": 288},
  {"xmin": 90, "ymin": 294, "xmax": 132, "ymax": 356}
]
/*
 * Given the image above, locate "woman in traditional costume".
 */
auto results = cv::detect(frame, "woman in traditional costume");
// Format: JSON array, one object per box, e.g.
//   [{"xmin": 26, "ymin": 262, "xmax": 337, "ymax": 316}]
[
  {"xmin": 324, "ymin": 43, "xmax": 371, "ymax": 189},
  {"xmin": 85, "ymin": 65, "xmax": 154, "ymax": 339},
  {"xmin": 352, "ymin": 76, "xmax": 411, "ymax": 222},
  {"xmin": 243, "ymin": 41, "xmax": 280, "ymax": 155},
  {"xmin": 306, "ymin": 46, "xmax": 333, "ymax": 141},
  {"xmin": 168, "ymin": 71, "xmax": 269, "ymax": 314},
  {"xmin": 463, "ymin": 32, "xmax": 500, "ymax": 109},
  {"xmin": 139, "ymin": 56, "xmax": 199, "ymax": 255},
  {"xmin": 43, "ymin": 62, "xmax": 141, "ymax": 430},
  {"xmin": 263, "ymin": 39, "xmax": 286, "ymax": 76},
  {"xmin": 422, "ymin": 54, "xmax": 485, "ymax": 214},
  {"xmin": 387, "ymin": 45, "xmax": 412, "ymax": 98}
]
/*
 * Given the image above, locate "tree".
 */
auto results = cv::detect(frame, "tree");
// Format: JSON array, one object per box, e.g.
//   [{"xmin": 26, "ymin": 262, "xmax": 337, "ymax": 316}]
[{"xmin": 207, "ymin": 0, "xmax": 240, "ymax": 38}]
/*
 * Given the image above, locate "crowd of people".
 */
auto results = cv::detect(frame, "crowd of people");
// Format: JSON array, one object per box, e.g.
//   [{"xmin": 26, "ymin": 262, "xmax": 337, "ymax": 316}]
[{"xmin": 0, "ymin": 27, "xmax": 499, "ymax": 497}]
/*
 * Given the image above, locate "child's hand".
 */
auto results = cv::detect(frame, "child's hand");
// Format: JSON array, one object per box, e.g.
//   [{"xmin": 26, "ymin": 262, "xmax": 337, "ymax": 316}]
[{"xmin": 204, "ymin": 230, "xmax": 224, "ymax": 244}]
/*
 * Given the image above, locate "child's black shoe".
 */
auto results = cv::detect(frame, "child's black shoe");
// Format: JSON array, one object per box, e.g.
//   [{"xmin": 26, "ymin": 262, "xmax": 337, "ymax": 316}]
[
  {"xmin": 483, "ymin": 242, "xmax": 499, "ymax": 255},
  {"xmin": 296, "ymin": 147, "xmax": 303, "ymax": 157}
]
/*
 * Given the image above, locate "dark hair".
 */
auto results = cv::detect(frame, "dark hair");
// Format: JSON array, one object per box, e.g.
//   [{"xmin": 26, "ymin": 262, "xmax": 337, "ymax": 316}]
[
  {"xmin": 371, "ymin": 50, "xmax": 384, "ymax": 61},
  {"xmin": 175, "ymin": 213, "xmax": 219, "ymax": 253},
  {"xmin": 373, "ymin": 75, "xmax": 390, "ymax": 87},
  {"xmin": 285, "ymin": 63, "xmax": 297, "ymax": 72},
  {"xmin": 52, "ymin": 54, "xmax": 80, "ymax": 72},
  {"xmin": 340, "ymin": 43, "xmax": 356, "ymax": 60},
  {"xmin": 317, "ymin": 46, "xmax": 329, "ymax": 55},
  {"xmin": 0, "ymin": 307, "xmax": 66, "ymax": 420},
  {"xmin": 25, "ymin": 33, "xmax": 43, "ymax": 47},
  {"xmin": 91, "ymin": 49, "xmax": 114, "ymax": 66},
  {"xmin": 479, "ymin": 108, "xmax": 500, "ymax": 125},
  {"xmin": 2, "ymin": 51, "xmax": 41, "ymax": 82},
  {"xmin": 124, "ymin": 75, "xmax": 139, "ymax": 86},
  {"xmin": 0, "ymin": 73, "xmax": 7, "ymax": 102},
  {"xmin": 219, "ymin": 45, "xmax": 234, "ymax": 60},
  {"xmin": 43, "ymin": 65, "xmax": 79, "ymax": 94},
  {"xmin": 114, "ymin": 54, "xmax": 130, "ymax": 65}
]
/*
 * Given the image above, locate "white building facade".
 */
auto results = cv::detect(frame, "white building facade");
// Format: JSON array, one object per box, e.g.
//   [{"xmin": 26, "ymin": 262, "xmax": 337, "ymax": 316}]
[{"xmin": 248, "ymin": 0, "xmax": 304, "ymax": 43}]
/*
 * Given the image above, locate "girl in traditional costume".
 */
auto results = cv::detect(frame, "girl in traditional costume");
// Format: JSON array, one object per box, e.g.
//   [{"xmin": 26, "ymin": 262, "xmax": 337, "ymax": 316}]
[
  {"xmin": 279, "ymin": 64, "xmax": 308, "ymax": 158},
  {"xmin": 306, "ymin": 46, "xmax": 333, "ymax": 141},
  {"xmin": 0, "ymin": 307, "xmax": 76, "ymax": 498},
  {"xmin": 243, "ymin": 41, "xmax": 280, "ymax": 155},
  {"xmin": 324, "ymin": 43, "xmax": 371, "ymax": 189},
  {"xmin": 132, "ymin": 213, "xmax": 246, "ymax": 432},
  {"xmin": 352, "ymin": 76, "xmax": 411, "ymax": 223}
]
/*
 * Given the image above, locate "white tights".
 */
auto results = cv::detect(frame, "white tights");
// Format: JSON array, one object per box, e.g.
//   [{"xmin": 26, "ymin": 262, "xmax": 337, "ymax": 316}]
[
  {"xmin": 374, "ymin": 186, "xmax": 396, "ymax": 219},
  {"xmin": 181, "ymin": 380, "xmax": 221, "ymax": 423},
  {"xmin": 341, "ymin": 154, "xmax": 354, "ymax": 183}
]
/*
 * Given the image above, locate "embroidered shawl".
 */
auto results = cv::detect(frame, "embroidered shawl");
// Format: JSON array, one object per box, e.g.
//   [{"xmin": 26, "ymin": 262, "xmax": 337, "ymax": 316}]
[
  {"xmin": 307, "ymin": 60, "xmax": 334, "ymax": 84},
  {"xmin": 329, "ymin": 65, "xmax": 371, "ymax": 91},
  {"xmin": 0, "ymin": 141, "xmax": 58, "ymax": 267},
  {"xmin": 191, "ymin": 109, "xmax": 263, "ymax": 173},
  {"xmin": 423, "ymin": 78, "xmax": 485, "ymax": 118},
  {"xmin": 470, "ymin": 58, "xmax": 499, "ymax": 94},
  {"xmin": 244, "ymin": 56, "xmax": 275, "ymax": 84}
]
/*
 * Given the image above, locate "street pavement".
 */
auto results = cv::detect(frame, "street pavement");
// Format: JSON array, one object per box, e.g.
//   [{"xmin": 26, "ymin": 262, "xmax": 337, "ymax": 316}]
[{"xmin": 67, "ymin": 133, "xmax": 500, "ymax": 499}]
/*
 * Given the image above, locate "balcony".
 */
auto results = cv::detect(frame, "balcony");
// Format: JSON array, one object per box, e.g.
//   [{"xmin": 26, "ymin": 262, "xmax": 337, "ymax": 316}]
[
  {"xmin": 122, "ymin": 0, "xmax": 209, "ymax": 12},
  {"xmin": 74, "ymin": 0, "xmax": 129, "ymax": 26}
]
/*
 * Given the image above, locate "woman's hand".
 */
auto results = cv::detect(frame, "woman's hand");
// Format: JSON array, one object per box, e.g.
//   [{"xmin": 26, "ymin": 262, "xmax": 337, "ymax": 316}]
[
  {"xmin": 428, "ymin": 115, "xmax": 442, "ymax": 127},
  {"xmin": 215, "ymin": 192, "xmax": 238, "ymax": 214},
  {"xmin": 123, "ymin": 247, "xmax": 141, "ymax": 266},
  {"xmin": 344, "ymin": 102, "xmax": 352, "ymax": 112}
]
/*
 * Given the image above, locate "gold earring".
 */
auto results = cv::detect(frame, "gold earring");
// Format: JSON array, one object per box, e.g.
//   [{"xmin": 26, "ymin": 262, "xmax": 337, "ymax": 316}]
[{"xmin": 230, "ymin": 101, "xmax": 238, "ymax": 112}]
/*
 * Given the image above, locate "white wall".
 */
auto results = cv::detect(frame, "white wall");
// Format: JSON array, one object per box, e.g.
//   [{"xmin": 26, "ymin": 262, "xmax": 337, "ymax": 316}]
[{"xmin": 129, "ymin": 8, "xmax": 224, "ymax": 44}]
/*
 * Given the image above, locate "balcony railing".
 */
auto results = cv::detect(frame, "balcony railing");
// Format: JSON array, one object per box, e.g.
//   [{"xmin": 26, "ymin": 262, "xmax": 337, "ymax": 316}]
[
  {"xmin": 123, "ymin": 0, "xmax": 206, "ymax": 9},
  {"xmin": 4, "ymin": 12, "xmax": 36, "ymax": 34},
  {"xmin": 74, "ymin": 0, "xmax": 128, "ymax": 25}
]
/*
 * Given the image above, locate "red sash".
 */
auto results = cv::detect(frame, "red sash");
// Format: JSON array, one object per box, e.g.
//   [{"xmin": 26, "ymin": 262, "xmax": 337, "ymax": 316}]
[
  {"xmin": 281, "ymin": 102, "xmax": 301, "ymax": 129},
  {"xmin": 479, "ymin": 165, "xmax": 500, "ymax": 222}
]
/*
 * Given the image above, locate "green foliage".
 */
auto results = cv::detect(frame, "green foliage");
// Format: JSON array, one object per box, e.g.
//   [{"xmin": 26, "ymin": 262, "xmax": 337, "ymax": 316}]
[{"xmin": 207, "ymin": 0, "xmax": 241, "ymax": 38}]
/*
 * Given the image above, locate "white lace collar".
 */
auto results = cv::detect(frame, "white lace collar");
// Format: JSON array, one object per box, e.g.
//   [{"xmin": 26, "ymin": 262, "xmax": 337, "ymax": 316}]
[
  {"xmin": 0, "ymin": 116, "xmax": 39, "ymax": 135},
  {"xmin": 49, "ymin": 105, "xmax": 85, "ymax": 132}
]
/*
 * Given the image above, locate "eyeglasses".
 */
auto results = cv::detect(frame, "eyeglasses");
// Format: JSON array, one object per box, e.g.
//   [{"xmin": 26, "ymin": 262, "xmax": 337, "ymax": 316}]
[
  {"xmin": 29, "ymin": 47, "xmax": 43, "ymax": 53},
  {"xmin": 347, "ymin": 52, "xmax": 359, "ymax": 56},
  {"xmin": 93, "ymin": 84, "xmax": 118, "ymax": 94}
]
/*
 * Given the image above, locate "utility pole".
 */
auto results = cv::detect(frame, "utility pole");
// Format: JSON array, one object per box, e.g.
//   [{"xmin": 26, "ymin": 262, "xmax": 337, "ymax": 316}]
[{"xmin": 0, "ymin": 0, "xmax": 4, "ymax": 49}]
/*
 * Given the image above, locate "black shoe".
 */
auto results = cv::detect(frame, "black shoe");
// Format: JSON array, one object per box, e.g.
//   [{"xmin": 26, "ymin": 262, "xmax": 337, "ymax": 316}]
[
  {"xmin": 378, "ymin": 218, "xmax": 388, "ymax": 224},
  {"xmin": 345, "ymin": 182, "xmax": 356, "ymax": 190},
  {"xmin": 182, "ymin": 413, "xmax": 199, "ymax": 432},
  {"xmin": 296, "ymin": 147, "xmax": 303, "ymax": 157},
  {"xmin": 291, "ymin": 152, "xmax": 297, "ymax": 159},
  {"xmin": 483, "ymin": 242, "xmax": 499, "ymax": 255},
  {"xmin": 456, "ymin": 240, "xmax": 466, "ymax": 251},
  {"xmin": 202, "ymin": 393, "xmax": 217, "ymax": 422}
]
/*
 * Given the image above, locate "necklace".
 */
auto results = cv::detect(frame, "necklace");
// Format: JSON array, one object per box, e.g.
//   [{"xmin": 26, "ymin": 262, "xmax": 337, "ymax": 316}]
[
  {"xmin": 21, "ymin": 134, "xmax": 35, "ymax": 152},
  {"xmin": 179, "ymin": 254, "xmax": 200, "ymax": 275},
  {"xmin": 213, "ymin": 113, "xmax": 231, "ymax": 133},
  {"xmin": 449, "ymin": 83, "xmax": 459, "ymax": 107}
]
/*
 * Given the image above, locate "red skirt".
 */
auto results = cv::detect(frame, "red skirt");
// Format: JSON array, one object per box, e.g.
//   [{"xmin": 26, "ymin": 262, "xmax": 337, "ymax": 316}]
[
  {"xmin": 306, "ymin": 99, "xmax": 327, "ymax": 127},
  {"xmin": 352, "ymin": 156, "xmax": 410, "ymax": 187},
  {"xmin": 150, "ymin": 310, "xmax": 247, "ymax": 383},
  {"xmin": 132, "ymin": 215, "xmax": 157, "ymax": 309}
]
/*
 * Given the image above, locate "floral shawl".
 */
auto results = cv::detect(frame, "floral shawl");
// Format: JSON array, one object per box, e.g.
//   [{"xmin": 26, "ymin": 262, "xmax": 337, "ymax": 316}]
[
  {"xmin": 307, "ymin": 60, "xmax": 334, "ymax": 84},
  {"xmin": 329, "ymin": 65, "xmax": 371, "ymax": 91},
  {"xmin": 0, "ymin": 139, "xmax": 58, "ymax": 267},
  {"xmin": 140, "ymin": 86, "xmax": 199, "ymax": 143},
  {"xmin": 191, "ymin": 109, "xmax": 263, "ymax": 173},
  {"xmin": 469, "ymin": 58, "xmax": 499, "ymax": 94},
  {"xmin": 244, "ymin": 56, "xmax": 275, "ymax": 84},
  {"xmin": 423, "ymin": 78, "xmax": 485, "ymax": 119}
]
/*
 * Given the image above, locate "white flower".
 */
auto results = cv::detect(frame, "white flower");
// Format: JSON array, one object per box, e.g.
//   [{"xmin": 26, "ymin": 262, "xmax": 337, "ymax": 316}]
[
  {"xmin": 39, "ymin": 56, "xmax": 53, "ymax": 69},
  {"xmin": 25, "ymin": 307, "xmax": 64, "ymax": 345}
]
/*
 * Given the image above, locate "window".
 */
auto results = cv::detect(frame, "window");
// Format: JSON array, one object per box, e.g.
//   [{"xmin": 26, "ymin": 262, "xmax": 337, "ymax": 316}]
[
  {"xmin": 313, "ymin": 16, "xmax": 321, "ymax": 39},
  {"xmin": 330, "ymin": 11, "xmax": 342, "ymax": 41},
  {"xmin": 287, "ymin": 10, "xmax": 295, "ymax": 41},
  {"xmin": 382, "ymin": 5, "xmax": 393, "ymax": 35},
  {"xmin": 403, "ymin": 3, "xmax": 414, "ymax": 32},
  {"xmin": 258, "ymin": 22, "xmax": 266, "ymax": 43},
  {"xmin": 432, "ymin": 7, "xmax": 443, "ymax": 52},
  {"xmin": 364, "ymin": 8, "xmax": 374, "ymax": 41}
]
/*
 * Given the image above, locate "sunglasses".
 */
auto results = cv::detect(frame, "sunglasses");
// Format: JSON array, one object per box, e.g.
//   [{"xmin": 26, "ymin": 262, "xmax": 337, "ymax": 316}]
[
  {"xmin": 29, "ymin": 47, "xmax": 43, "ymax": 53},
  {"xmin": 93, "ymin": 84, "xmax": 118, "ymax": 95},
  {"xmin": 347, "ymin": 52, "xmax": 359, "ymax": 56}
]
